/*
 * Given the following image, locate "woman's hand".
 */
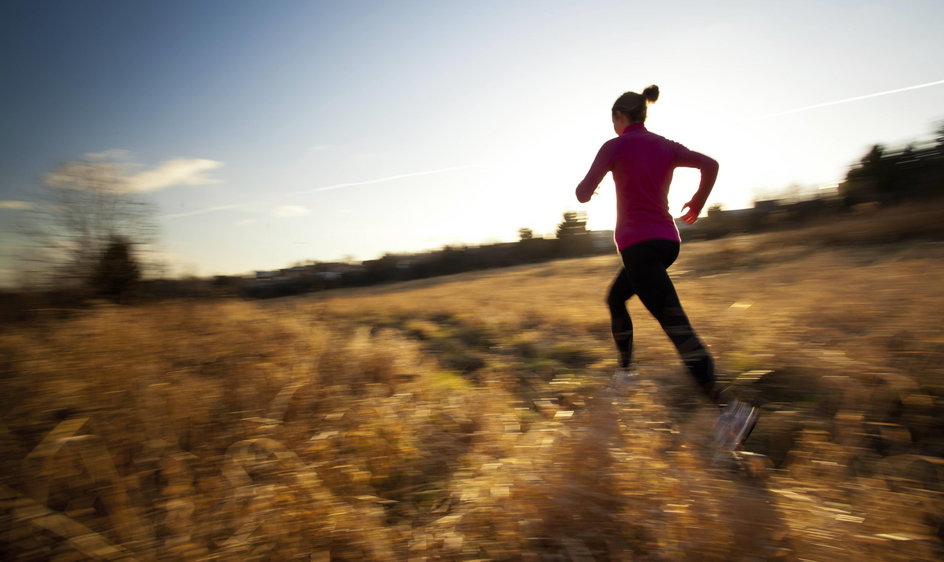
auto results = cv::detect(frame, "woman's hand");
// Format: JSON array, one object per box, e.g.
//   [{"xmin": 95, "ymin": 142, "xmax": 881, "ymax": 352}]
[
  {"xmin": 679, "ymin": 200, "xmax": 703, "ymax": 224},
  {"xmin": 677, "ymin": 152, "xmax": 717, "ymax": 225}
]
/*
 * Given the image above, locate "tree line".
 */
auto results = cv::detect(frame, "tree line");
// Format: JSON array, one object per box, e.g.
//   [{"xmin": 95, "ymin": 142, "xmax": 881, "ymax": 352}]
[
  {"xmin": 688, "ymin": 122, "xmax": 944, "ymax": 240},
  {"xmin": 839, "ymin": 123, "xmax": 944, "ymax": 206},
  {"xmin": 231, "ymin": 211, "xmax": 603, "ymax": 299}
]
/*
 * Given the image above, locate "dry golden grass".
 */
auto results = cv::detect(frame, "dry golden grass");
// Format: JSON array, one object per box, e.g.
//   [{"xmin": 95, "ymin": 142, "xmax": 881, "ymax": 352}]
[{"xmin": 2, "ymin": 212, "xmax": 944, "ymax": 560}]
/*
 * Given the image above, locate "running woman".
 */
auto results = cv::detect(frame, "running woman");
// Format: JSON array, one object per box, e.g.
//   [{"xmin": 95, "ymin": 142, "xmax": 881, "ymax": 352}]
[{"xmin": 575, "ymin": 85, "xmax": 755, "ymax": 450}]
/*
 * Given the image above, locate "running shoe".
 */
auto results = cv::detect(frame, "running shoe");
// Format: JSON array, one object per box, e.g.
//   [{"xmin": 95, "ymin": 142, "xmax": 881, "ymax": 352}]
[
  {"xmin": 611, "ymin": 368, "xmax": 639, "ymax": 389},
  {"xmin": 714, "ymin": 400, "xmax": 758, "ymax": 452}
]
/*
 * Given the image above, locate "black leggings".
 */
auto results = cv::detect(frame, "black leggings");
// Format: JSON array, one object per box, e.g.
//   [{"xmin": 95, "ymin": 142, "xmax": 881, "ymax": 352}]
[{"xmin": 606, "ymin": 238, "xmax": 716, "ymax": 399}]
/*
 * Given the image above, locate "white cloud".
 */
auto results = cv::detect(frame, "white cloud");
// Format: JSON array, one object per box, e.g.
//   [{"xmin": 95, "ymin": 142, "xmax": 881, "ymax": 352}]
[
  {"xmin": 272, "ymin": 205, "xmax": 310, "ymax": 218},
  {"xmin": 126, "ymin": 158, "xmax": 224, "ymax": 192},
  {"xmin": 44, "ymin": 161, "xmax": 127, "ymax": 192},
  {"xmin": 308, "ymin": 144, "xmax": 329, "ymax": 152},
  {"xmin": 236, "ymin": 218, "xmax": 258, "ymax": 226},
  {"xmin": 0, "ymin": 200, "xmax": 34, "ymax": 210},
  {"xmin": 44, "ymin": 156, "xmax": 224, "ymax": 194},
  {"xmin": 84, "ymin": 149, "xmax": 131, "ymax": 161}
]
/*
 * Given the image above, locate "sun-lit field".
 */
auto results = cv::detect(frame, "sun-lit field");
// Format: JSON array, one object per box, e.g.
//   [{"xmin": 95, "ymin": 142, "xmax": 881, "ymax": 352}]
[{"xmin": 3, "ymin": 211, "xmax": 944, "ymax": 560}]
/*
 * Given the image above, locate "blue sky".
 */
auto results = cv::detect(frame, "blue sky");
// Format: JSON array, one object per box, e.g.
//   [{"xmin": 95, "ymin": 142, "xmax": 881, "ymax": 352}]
[{"xmin": 2, "ymin": 0, "xmax": 943, "ymax": 282}]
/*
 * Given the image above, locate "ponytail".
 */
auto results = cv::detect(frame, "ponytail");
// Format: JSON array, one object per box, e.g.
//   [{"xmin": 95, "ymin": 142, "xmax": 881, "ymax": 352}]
[
  {"xmin": 612, "ymin": 84, "xmax": 659, "ymax": 123},
  {"xmin": 642, "ymin": 84, "xmax": 659, "ymax": 103}
]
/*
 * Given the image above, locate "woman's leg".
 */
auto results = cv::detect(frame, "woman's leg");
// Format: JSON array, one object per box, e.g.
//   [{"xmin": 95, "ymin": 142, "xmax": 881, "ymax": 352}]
[
  {"xmin": 621, "ymin": 239, "xmax": 717, "ymax": 400},
  {"xmin": 606, "ymin": 268, "xmax": 635, "ymax": 369}
]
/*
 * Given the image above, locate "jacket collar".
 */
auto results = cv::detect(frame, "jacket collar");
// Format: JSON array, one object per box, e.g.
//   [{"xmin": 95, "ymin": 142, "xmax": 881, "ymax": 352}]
[{"xmin": 621, "ymin": 122, "xmax": 646, "ymax": 135}]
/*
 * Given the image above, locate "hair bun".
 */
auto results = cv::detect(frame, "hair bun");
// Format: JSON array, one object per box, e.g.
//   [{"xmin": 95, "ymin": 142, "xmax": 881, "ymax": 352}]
[{"xmin": 642, "ymin": 85, "xmax": 659, "ymax": 103}]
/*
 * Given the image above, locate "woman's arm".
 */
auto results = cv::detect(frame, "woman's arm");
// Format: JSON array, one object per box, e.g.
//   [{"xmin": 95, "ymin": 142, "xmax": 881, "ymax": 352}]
[
  {"xmin": 677, "ymin": 150, "xmax": 719, "ymax": 224},
  {"xmin": 575, "ymin": 142, "xmax": 613, "ymax": 203}
]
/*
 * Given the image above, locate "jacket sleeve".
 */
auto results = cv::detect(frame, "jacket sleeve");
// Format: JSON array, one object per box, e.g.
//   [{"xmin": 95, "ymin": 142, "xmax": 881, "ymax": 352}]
[
  {"xmin": 575, "ymin": 141, "xmax": 613, "ymax": 203},
  {"xmin": 672, "ymin": 141, "xmax": 716, "ymax": 171}
]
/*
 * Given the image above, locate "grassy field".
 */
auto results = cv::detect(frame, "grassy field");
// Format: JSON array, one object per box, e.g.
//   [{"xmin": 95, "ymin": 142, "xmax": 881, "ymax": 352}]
[{"xmin": 2, "ymin": 205, "xmax": 944, "ymax": 560}]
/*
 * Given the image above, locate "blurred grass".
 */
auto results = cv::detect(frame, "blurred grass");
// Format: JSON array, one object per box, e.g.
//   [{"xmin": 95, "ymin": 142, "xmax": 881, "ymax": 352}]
[{"xmin": 2, "ymin": 207, "xmax": 944, "ymax": 560}]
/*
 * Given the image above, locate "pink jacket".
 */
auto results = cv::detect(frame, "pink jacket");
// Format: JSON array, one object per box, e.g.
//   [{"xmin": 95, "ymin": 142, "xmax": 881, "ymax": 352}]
[{"xmin": 576, "ymin": 123, "xmax": 714, "ymax": 251}]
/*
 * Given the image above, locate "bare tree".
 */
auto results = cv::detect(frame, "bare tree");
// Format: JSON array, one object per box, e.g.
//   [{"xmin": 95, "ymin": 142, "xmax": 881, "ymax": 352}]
[{"xmin": 18, "ymin": 157, "xmax": 157, "ymax": 290}]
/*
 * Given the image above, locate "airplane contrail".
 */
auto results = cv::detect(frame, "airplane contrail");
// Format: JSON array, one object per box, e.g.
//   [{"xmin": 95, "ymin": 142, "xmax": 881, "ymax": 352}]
[
  {"xmin": 761, "ymin": 79, "xmax": 944, "ymax": 119},
  {"xmin": 283, "ymin": 164, "xmax": 477, "ymax": 197},
  {"xmin": 162, "ymin": 203, "xmax": 248, "ymax": 220},
  {"xmin": 161, "ymin": 164, "xmax": 475, "ymax": 220}
]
